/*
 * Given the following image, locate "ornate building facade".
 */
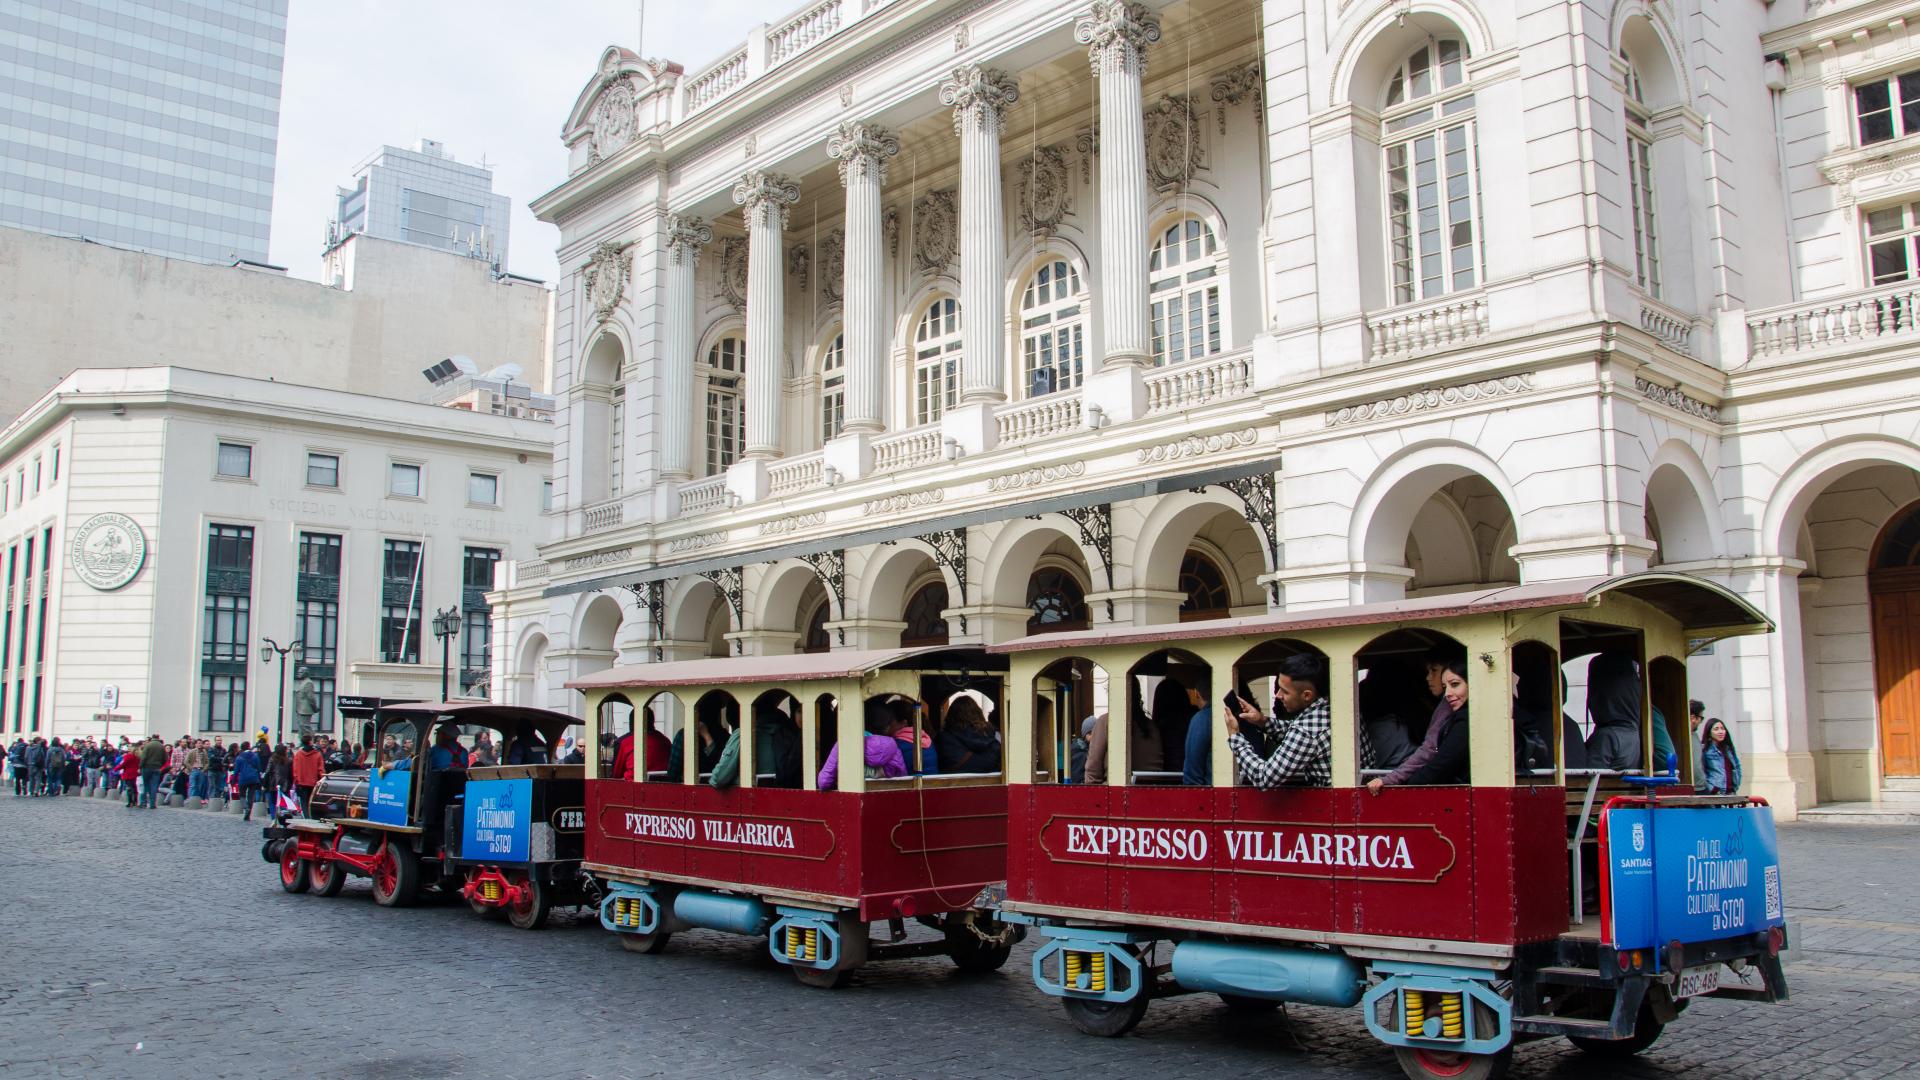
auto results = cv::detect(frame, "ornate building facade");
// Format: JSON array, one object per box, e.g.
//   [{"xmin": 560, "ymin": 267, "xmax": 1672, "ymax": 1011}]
[{"xmin": 492, "ymin": 0, "xmax": 1920, "ymax": 819}]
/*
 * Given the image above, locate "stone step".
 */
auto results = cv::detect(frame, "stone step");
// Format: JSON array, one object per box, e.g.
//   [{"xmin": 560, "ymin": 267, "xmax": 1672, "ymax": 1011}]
[
  {"xmin": 1882, "ymin": 777, "xmax": 1920, "ymax": 793},
  {"xmin": 1879, "ymin": 788, "xmax": 1920, "ymax": 807},
  {"xmin": 1796, "ymin": 802, "xmax": 1920, "ymax": 826}
]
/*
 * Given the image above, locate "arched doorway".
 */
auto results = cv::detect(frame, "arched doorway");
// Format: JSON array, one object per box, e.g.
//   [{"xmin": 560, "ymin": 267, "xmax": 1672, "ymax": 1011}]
[{"xmin": 1872, "ymin": 501, "xmax": 1920, "ymax": 777}]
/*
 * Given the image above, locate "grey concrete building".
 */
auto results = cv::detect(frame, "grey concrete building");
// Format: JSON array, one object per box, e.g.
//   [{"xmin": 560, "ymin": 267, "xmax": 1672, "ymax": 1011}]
[
  {"xmin": 0, "ymin": 0, "xmax": 288, "ymax": 265},
  {"xmin": 327, "ymin": 139, "xmax": 511, "ymax": 268}
]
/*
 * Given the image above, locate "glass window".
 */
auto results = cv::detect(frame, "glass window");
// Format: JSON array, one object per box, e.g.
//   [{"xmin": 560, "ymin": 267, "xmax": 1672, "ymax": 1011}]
[
  {"xmin": 914, "ymin": 298, "xmax": 962, "ymax": 424},
  {"xmin": 1020, "ymin": 260, "xmax": 1085, "ymax": 395},
  {"xmin": 379, "ymin": 539, "xmax": 423, "ymax": 664},
  {"xmin": 199, "ymin": 524, "xmax": 253, "ymax": 732},
  {"xmin": 216, "ymin": 441, "xmax": 251, "ymax": 478},
  {"xmin": 1865, "ymin": 201, "xmax": 1920, "ymax": 285},
  {"xmin": 704, "ymin": 336, "xmax": 746, "ymax": 475},
  {"xmin": 50, "ymin": 445, "xmax": 59, "ymax": 483},
  {"xmin": 31, "ymin": 459, "xmax": 40, "ymax": 494},
  {"xmin": 389, "ymin": 462, "xmax": 422, "ymax": 498},
  {"xmin": 541, "ymin": 479, "xmax": 553, "ymax": 512},
  {"xmin": 461, "ymin": 547, "xmax": 501, "ymax": 697},
  {"xmin": 1149, "ymin": 219, "xmax": 1225, "ymax": 365},
  {"xmin": 900, "ymin": 582, "xmax": 950, "ymax": 647},
  {"xmin": 1177, "ymin": 552, "xmax": 1232, "ymax": 621},
  {"xmin": 306, "ymin": 452, "xmax": 339, "ymax": 488},
  {"xmin": 1027, "ymin": 568, "xmax": 1089, "ymax": 634},
  {"xmin": 1623, "ymin": 54, "xmax": 1660, "ymax": 298},
  {"xmin": 820, "ymin": 333, "xmax": 846, "ymax": 441},
  {"xmin": 468, "ymin": 472, "xmax": 498, "ymax": 506},
  {"xmin": 1855, "ymin": 69, "xmax": 1920, "ymax": 146},
  {"xmin": 1382, "ymin": 40, "xmax": 1480, "ymax": 306}
]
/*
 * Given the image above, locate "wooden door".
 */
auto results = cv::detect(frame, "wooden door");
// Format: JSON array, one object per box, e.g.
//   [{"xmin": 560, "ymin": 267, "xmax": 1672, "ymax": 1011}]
[{"xmin": 1872, "ymin": 579, "xmax": 1920, "ymax": 777}]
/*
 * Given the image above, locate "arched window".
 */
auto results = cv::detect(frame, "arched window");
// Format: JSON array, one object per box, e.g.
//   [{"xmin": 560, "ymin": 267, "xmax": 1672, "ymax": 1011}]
[
  {"xmin": 702, "ymin": 334, "xmax": 745, "ymax": 475},
  {"xmin": 820, "ymin": 332, "xmax": 845, "ymax": 442},
  {"xmin": 1019, "ymin": 260, "xmax": 1085, "ymax": 396},
  {"xmin": 1621, "ymin": 52, "xmax": 1660, "ymax": 297},
  {"xmin": 1027, "ymin": 567, "xmax": 1089, "ymax": 634},
  {"xmin": 1149, "ymin": 217, "xmax": 1225, "ymax": 365},
  {"xmin": 901, "ymin": 581, "xmax": 950, "ymax": 646},
  {"xmin": 1177, "ymin": 551, "xmax": 1231, "ymax": 621},
  {"xmin": 1382, "ymin": 38, "xmax": 1480, "ymax": 305},
  {"xmin": 914, "ymin": 297, "xmax": 961, "ymax": 424},
  {"xmin": 801, "ymin": 598, "xmax": 831, "ymax": 654}
]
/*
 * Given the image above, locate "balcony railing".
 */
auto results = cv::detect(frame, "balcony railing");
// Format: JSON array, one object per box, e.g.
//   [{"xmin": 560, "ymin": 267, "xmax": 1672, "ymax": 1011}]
[
  {"xmin": 582, "ymin": 499, "xmax": 624, "ymax": 534},
  {"xmin": 1638, "ymin": 297, "xmax": 1697, "ymax": 357},
  {"xmin": 677, "ymin": 0, "xmax": 896, "ymax": 118},
  {"xmin": 684, "ymin": 48, "xmax": 748, "ymax": 113},
  {"xmin": 1145, "ymin": 350, "xmax": 1254, "ymax": 414},
  {"xmin": 768, "ymin": 0, "xmax": 843, "ymax": 67},
  {"xmin": 996, "ymin": 393, "xmax": 1082, "ymax": 446},
  {"xmin": 873, "ymin": 425, "xmax": 942, "ymax": 472},
  {"xmin": 1366, "ymin": 291, "xmax": 1490, "ymax": 361},
  {"xmin": 768, "ymin": 450, "xmax": 824, "ymax": 495},
  {"xmin": 679, "ymin": 475, "xmax": 728, "ymax": 514},
  {"xmin": 1747, "ymin": 281, "xmax": 1920, "ymax": 361}
]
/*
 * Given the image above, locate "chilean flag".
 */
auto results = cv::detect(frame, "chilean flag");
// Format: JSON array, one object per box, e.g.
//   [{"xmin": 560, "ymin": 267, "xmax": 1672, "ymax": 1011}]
[{"xmin": 277, "ymin": 788, "xmax": 302, "ymax": 817}]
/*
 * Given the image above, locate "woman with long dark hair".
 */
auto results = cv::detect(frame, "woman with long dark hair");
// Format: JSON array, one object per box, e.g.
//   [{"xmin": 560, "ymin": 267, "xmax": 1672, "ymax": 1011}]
[{"xmin": 1699, "ymin": 718, "xmax": 1742, "ymax": 794}]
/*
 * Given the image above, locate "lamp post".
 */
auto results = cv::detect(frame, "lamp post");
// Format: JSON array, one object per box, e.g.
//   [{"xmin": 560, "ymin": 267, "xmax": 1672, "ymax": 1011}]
[
  {"xmin": 259, "ymin": 637, "xmax": 303, "ymax": 746},
  {"xmin": 432, "ymin": 606, "xmax": 461, "ymax": 702}
]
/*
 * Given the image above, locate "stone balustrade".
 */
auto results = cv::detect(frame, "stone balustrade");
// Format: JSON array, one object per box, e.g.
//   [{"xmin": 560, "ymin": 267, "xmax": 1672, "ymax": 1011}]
[
  {"xmin": 1144, "ymin": 349, "xmax": 1253, "ymax": 414},
  {"xmin": 996, "ymin": 393, "xmax": 1083, "ymax": 446}
]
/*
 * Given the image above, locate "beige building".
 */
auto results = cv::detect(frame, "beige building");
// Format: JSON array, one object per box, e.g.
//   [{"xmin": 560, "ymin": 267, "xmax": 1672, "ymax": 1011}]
[
  {"xmin": 0, "ymin": 225, "xmax": 553, "ymax": 423},
  {"xmin": 0, "ymin": 368, "xmax": 553, "ymax": 744}
]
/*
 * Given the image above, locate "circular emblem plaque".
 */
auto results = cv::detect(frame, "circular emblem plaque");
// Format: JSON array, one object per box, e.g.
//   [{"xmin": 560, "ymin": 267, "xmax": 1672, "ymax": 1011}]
[{"xmin": 69, "ymin": 513, "xmax": 147, "ymax": 591}]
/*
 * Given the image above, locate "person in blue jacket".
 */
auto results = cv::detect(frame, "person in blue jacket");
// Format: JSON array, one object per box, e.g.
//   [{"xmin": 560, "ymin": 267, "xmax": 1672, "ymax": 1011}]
[
  {"xmin": 1700, "ymin": 718, "xmax": 1742, "ymax": 794},
  {"xmin": 231, "ymin": 743, "xmax": 264, "ymax": 821}
]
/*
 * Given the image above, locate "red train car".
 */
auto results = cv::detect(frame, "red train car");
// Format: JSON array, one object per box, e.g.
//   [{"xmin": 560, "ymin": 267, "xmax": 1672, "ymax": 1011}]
[
  {"xmin": 991, "ymin": 573, "xmax": 1790, "ymax": 1079},
  {"xmin": 571, "ymin": 647, "xmax": 1020, "ymax": 986}
]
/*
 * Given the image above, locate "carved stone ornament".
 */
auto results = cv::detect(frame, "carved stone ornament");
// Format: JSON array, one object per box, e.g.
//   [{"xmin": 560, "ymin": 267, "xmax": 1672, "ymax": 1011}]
[
  {"xmin": 826, "ymin": 120, "xmax": 900, "ymax": 186},
  {"xmin": 1074, "ymin": 1, "xmax": 1161, "ymax": 77},
  {"xmin": 788, "ymin": 244, "xmax": 810, "ymax": 292},
  {"xmin": 718, "ymin": 236, "xmax": 749, "ymax": 311},
  {"xmin": 884, "ymin": 206, "xmax": 901, "ymax": 258},
  {"xmin": 1324, "ymin": 374, "xmax": 1535, "ymax": 427},
  {"xmin": 760, "ymin": 511, "xmax": 827, "ymax": 537},
  {"xmin": 732, "ymin": 170, "xmax": 801, "ymax": 230},
  {"xmin": 589, "ymin": 77, "xmax": 638, "ymax": 163},
  {"xmin": 666, "ymin": 532, "xmax": 726, "ymax": 554},
  {"xmin": 1076, "ymin": 125, "xmax": 1099, "ymax": 184},
  {"xmin": 987, "ymin": 460, "xmax": 1085, "ymax": 493},
  {"xmin": 820, "ymin": 228, "xmax": 845, "ymax": 303},
  {"xmin": 1018, "ymin": 145, "xmax": 1072, "ymax": 236},
  {"xmin": 664, "ymin": 213, "xmax": 712, "ymax": 268},
  {"xmin": 1137, "ymin": 428, "xmax": 1257, "ymax": 464},
  {"xmin": 913, "ymin": 190, "xmax": 959, "ymax": 275},
  {"xmin": 1144, "ymin": 94, "xmax": 1204, "ymax": 192},
  {"xmin": 862, "ymin": 488, "xmax": 944, "ymax": 514},
  {"xmin": 582, "ymin": 240, "xmax": 632, "ymax": 323},
  {"xmin": 1634, "ymin": 377, "xmax": 1721, "ymax": 421},
  {"xmin": 939, "ymin": 65, "xmax": 1020, "ymax": 137},
  {"xmin": 1210, "ymin": 62, "xmax": 1262, "ymax": 135}
]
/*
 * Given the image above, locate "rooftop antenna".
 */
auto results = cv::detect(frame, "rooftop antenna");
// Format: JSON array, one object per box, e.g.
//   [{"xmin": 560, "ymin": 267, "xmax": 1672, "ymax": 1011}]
[{"xmin": 637, "ymin": 0, "xmax": 647, "ymax": 55}]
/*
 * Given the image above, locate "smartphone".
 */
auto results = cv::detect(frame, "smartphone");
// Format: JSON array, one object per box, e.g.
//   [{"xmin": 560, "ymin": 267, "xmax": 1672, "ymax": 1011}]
[{"xmin": 1222, "ymin": 689, "xmax": 1243, "ymax": 714}]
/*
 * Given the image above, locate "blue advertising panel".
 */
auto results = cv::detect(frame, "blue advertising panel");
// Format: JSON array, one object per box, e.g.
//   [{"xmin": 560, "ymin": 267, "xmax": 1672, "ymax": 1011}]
[
  {"xmin": 463, "ymin": 778, "xmax": 533, "ymax": 863},
  {"xmin": 1605, "ymin": 804, "xmax": 1785, "ymax": 956},
  {"xmin": 367, "ymin": 769, "xmax": 412, "ymax": 826}
]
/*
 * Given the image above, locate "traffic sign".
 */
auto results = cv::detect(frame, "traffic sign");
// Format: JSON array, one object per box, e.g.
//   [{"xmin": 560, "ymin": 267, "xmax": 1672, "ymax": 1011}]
[{"xmin": 99, "ymin": 685, "xmax": 119, "ymax": 711}]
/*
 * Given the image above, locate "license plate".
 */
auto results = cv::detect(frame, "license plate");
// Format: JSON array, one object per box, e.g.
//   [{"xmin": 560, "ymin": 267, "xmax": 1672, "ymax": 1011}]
[{"xmin": 1674, "ymin": 964, "xmax": 1721, "ymax": 999}]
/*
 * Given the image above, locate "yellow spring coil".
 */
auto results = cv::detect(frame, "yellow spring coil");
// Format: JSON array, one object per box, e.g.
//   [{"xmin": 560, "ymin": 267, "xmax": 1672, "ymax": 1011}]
[
  {"xmin": 483, "ymin": 882, "xmax": 501, "ymax": 902},
  {"xmin": 1065, "ymin": 950, "xmax": 1083, "ymax": 988},
  {"xmin": 1090, "ymin": 951, "xmax": 1108, "ymax": 993},
  {"xmin": 1405, "ymin": 989, "xmax": 1426, "ymax": 1033},
  {"xmin": 786, "ymin": 928, "xmax": 801, "ymax": 959},
  {"xmin": 804, "ymin": 928, "xmax": 818, "ymax": 962},
  {"xmin": 1439, "ymin": 992, "xmax": 1465, "ymax": 1039},
  {"xmin": 625, "ymin": 899, "xmax": 640, "ymax": 928}
]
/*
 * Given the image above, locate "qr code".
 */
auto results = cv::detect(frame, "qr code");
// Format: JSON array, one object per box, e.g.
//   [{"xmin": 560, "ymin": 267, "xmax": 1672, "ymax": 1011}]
[{"xmin": 1764, "ymin": 865, "xmax": 1782, "ymax": 920}]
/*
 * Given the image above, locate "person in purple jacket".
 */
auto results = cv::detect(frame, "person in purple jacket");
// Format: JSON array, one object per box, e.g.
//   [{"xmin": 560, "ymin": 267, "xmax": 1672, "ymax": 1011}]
[
  {"xmin": 816, "ymin": 700, "xmax": 907, "ymax": 789},
  {"xmin": 1366, "ymin": 645, "xmax": 1466, "ymax": 794}
]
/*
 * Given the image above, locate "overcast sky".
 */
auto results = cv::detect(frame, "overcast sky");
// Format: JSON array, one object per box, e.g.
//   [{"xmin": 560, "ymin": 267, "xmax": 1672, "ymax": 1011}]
[{"xmin": 267, "ymin": 0, "xmax": 771, "ymax": 283}]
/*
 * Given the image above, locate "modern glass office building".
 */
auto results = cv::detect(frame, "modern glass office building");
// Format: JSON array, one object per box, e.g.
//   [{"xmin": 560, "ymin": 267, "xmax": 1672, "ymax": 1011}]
[{"xmin": 0, "ymin": 0, "xmax": 287, "ymax": 264}]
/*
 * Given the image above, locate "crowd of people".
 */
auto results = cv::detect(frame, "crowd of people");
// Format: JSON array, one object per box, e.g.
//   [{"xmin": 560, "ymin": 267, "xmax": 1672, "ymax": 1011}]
[{"xmin": 4, "ymin": 732, "xmax": 371, "ymax": 820}]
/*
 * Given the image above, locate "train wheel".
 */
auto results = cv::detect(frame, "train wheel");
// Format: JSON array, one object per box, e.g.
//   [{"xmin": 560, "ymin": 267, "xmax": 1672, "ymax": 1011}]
[
  {"xmin": 278, "ymin": 846, "xmax": 310, "ymax": 894},
  {"xmin": 944, "ymin": 917, "xmax": 1014, "ymax": 973},
  {"xmin": 309, "ymin": 858, "xmax": 346, "ymax": 897},
  {"xmin": 1062, "ymin": 993, "xmax": 1151, "ymax": 1037},
  {"xmin": 792, "ymin": 963, "xmax": 855, "ymax": 990},
  {"xmin": 506, "ymin": 873, "xmax": 552, "ymax": 931},
  {"xmin": 1218, "ymin": 993, "xmax": 1282, "ymax": 1012},
  {"xmin": 465, "ymin": 871, "xmax": 506, "ymax": 920},
  {"xmin": 1392, "ymin": 1047, "xmax": 1511, "ymax": 1080},
  {"xmin": 618, "ymin": 929, "xmax": 673, "ymax": 954},
  {"xmin": 371, "ymin": 845, "xmax": 419, "ymax": 908},
  {"xmin": 1568, "ymin": 999, "xmax": 1666, "ymax": 1057}
]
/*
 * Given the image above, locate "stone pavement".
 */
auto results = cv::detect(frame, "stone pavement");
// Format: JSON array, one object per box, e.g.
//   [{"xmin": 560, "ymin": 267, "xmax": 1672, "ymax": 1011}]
[{"xmin": 2, "ymin": 791, "xmax": 1916, "ymax": 1080}]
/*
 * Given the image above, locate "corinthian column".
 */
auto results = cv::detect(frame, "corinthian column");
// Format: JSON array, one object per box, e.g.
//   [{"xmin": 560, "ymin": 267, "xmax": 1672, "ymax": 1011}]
[
  {"xmin": 732, "ymin": 171, "xmax": 800, "ymax": 460},
  {"xmin": 940, "ymin": 65, "xmax": 1019, "ymax": 404},
  {"xmin": 1077, "ymin": 1, "xmax": 1161, "ymax": 370},
  {"xmin": 827, "ymin": 121, "xmax": 900, "ymax": 434},
  {"xmin": 659, "ymin": 213, "xmax": 711, "ymax": 481}
]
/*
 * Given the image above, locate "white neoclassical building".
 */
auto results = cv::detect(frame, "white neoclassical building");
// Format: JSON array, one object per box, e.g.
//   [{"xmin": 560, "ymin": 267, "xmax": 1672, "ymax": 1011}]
[{"xmin": 490, "ymin": 0, "xmax": 1920, "ymax": 819}]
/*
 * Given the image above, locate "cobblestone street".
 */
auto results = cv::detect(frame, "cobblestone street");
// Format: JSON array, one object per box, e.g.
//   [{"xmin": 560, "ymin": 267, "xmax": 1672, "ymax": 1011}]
[{"xmin": 2, "ymin": 793, "xmax": 1915, "ymax": 1079}]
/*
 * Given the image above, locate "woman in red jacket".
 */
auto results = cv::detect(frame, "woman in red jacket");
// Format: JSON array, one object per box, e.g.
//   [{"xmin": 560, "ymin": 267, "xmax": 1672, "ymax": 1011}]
[{"xmin": 117, "ymin": 749, "xmax": 141, "ymax": 808}]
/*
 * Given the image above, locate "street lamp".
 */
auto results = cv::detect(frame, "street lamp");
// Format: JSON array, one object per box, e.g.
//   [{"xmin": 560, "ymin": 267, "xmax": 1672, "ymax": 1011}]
[
  {"xmin": 432, "ymin": 606, "xmax": 461, "ymax": 702},
  {"xmin": 259, "ymin": 636, "xmax": 303, "ymax": 746}
]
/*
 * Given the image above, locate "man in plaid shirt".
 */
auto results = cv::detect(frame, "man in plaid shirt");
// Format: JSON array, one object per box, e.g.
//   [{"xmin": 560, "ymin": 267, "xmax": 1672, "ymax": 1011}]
[{"xmin": 1226, "ymin": 654, "xmax": 1373, "ymax": 788}]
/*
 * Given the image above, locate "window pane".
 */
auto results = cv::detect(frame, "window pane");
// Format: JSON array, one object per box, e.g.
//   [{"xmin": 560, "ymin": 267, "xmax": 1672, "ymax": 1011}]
[
  {"xmin": 306, "ymin": 453, "xmax": 338, "ymax": 487},
  {"xmin": 1870, "ymin": 238, "xmax": 1912, "ymax": 284},
  {"xmin": 390, "ymin": 463, "xmax": 421, "ymax": 497},
  {"xmin": 468, "ymin": 472, "xmax": 498, "ymax": 505},
  {"xmin": 217, "ymin": 442, "xmax": 251, "ymax": 478}
]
